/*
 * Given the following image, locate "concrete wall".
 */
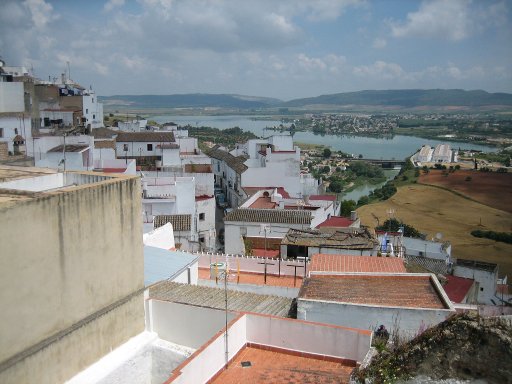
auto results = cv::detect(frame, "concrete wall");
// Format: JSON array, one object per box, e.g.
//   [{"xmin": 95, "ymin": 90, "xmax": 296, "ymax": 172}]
[
  {"xmin": 0, "ymin": 293, "xmax": 144, "ymax": 384},
  {"xmin": 147, "ymin": 300, "xmax": 237, "ymax": 349},
  {"xmin": 172, "ymin": 314, "xmax": 246, "ymax": 384},
  {"xmin": 224, "ymin": 221, "xmax": 302, "ymax": 255},
  {"xmin": 0, "ymin": 82, "xmax": 25, "ymax": 112},
  {"xmin": 297, "ymin": 299, "xmax": 454, "ymax": 337},
  {"xmin": 246, "ymin": 314, "xmax": 371, "ymax": 363},
  {"xmin": 454, "ymin": 265, "xmax": 497, "ymax": 304},
  {"xmin": 0, "ymin": 116, "xmax": 32, "ymax": 153},
  {"xmin": 0, "ymin": 174, "xmax": 145, "ymax": 382}
]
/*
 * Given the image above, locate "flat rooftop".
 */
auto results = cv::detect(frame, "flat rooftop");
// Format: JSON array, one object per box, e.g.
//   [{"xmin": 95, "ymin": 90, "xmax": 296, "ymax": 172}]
[
  {"xmin": 211, "ymin": 346, "xmax": 354, "ymax": 384},
  {"xmin": 0, "ymin": 165, "xmax": 130, "ymax": 204},
  {"xmin": 149, "ymin": 281, "xmax": 293, "ymax": 317},
  {"xmin": 310, "ymin": 254, "xmax": 406, "ymax": 274},
  {"xmin": 299, "ymin": 275, "xmax": 447, "ymax": 309}
]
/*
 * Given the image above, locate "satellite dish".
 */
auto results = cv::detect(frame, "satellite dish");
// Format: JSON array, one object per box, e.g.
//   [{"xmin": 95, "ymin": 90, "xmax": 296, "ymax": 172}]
[{"xmin": 436, "ymin": 233, "xmax": 443, "ymax": 240}]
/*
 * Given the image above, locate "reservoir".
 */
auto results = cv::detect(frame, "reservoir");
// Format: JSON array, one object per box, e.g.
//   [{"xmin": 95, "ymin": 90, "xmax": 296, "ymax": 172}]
[{"xmin": 152, "ymin": 115, "xmax": 496, "ymax": 159}]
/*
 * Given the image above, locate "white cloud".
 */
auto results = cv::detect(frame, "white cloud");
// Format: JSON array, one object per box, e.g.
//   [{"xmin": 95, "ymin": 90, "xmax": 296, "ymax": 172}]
[
  {"xmin": 104, "ymin": 0, "xmax": 125, "ymax": 13},
  {"xmin": 372, "ymin": 37, "xmax": 387, "ymax": 49},
  {"xmin": 24, "ymin": 0, "xmax": 59, "ymax": 29},
  {"xmin": 353, "ymin": 61, "xmax": 407, "ymax": 80},
  {"xmin": 390, "ymin": 0, "xmax": 472, "ymax": 41}
]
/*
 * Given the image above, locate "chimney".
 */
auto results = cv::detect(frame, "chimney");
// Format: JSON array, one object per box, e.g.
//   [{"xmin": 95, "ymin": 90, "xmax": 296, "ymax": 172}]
[{"xmin": 350, "ymin": 211, "xmax": 358, "ymax": 221}]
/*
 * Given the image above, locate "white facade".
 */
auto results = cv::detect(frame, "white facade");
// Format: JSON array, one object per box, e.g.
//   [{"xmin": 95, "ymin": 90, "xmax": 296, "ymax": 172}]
[
  {"xmin": 297, "ymin": 274, "xmax": 455, "ymax": 337},
  {"xmin": 34, "ymin": 135, "xmax": 95, "ymax": 171},
  {"xmin": 82, "ymin": 92, "xmax": 104, "ymax": 129},
  {"xmin": 0, "ymin": 82, "xmax": 25, "ymax": 113},
  {"xmin": 195, "ymin": 197, "xmax": 216, "ymax": 251},
  {"xmin": 117, "ymin": 120, "xmax": 147, "ymax": 132},
  {"xmin": 0, "ymin": 116, "xmax": 32, "ymax": 153},
  {"xmin": 453, "ymin": 260, "xmax": 498, "ymax": 305},
  {"xmin": 417, "ymin": 145, "xmax": 432, "ymax": 163},
  {"xmin": 142, "ymin": 176, "xmax": 196, "ymax": 221},
  {"xmin": 432, "ymin": 144, "xmax": 452, "ymax": 163}
]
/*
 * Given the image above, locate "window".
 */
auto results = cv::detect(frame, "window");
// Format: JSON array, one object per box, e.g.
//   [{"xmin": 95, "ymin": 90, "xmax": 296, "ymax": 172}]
[
  {"xmin": 86, "ymin": 108, "xmax": 88, "ymax": 114},
  {"xmin": 92, "ymin": 98, "xmax": 94, "ymax": 103},
  {"xmin": 93, "ymin": 114, "xmax": 95, "ymax": 119},
  {"xmin": 123, "ymin": 144, "xmax": 129, "ymax": 152},
  {"xmin": 14, "ymin": 128, "xmax": 18, "ymax": 135},
  {"xmin": 199, "ymin": 236, "xmax": 205, "ymax": 244},
  {"xmin": 0, "ymin": 128, "xmax": 3, "ymax": 138},
  {"xmin": 199, "ymin": 213, "xmax": 205, "ymax": 221},
  {"xmin": 147, "ymin": 144, "xmax": 153, "ymax": 151}
]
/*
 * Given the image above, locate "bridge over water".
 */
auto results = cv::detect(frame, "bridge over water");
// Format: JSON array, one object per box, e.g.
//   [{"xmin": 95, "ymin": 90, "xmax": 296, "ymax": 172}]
[{"xmin": 351, "ymin": 158, "xmax": 406, "ymax": 169}]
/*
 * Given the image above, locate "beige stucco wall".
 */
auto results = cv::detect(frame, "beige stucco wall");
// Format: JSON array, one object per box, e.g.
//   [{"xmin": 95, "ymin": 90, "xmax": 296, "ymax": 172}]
[
  {"xmin": 0, "ymin": 293, "xmax": 144, "ymax": 384},
  {"xmin": 0, "ymin": 173, "xmax": 145, "ymax": 381}
]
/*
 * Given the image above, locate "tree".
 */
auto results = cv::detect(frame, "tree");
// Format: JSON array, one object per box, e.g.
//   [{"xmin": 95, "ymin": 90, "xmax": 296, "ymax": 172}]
[
  {"xmin": 376, "ymin": 218, "xmax": 423, "ymax": 238},
  {"xmin": 329, "ymin": 179, "xmax": 344, "ymax": 193},
  {"xmin": 339, "ymin": 200, "xmax": 357, "ymax": 216},
  {"xmin": 323, "ymin": 147, "xmax": 332, "ymax": 158},
  {"xmin": 357, "ymin": 196, "xmax": 369, "ymax": 206}
]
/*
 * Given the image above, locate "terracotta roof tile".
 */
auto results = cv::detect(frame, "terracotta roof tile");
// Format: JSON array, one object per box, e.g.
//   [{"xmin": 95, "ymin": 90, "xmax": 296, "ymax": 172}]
[
  {"xmin": 48, "ymin": 144, "xmax": 89, "ymax": 153},
  {"xmin": 205, "ymin": 147, "xmax": 248, "ymax": 174},
  {"xmin": 224, "ymin": 208, "xmax": 312, "ymax": 224},
  {"xmin": 316, "ymin": 216, "xmax": 355, "ymax": 228},
  {"xmin": 94, "ymin": 140, "xmax": 116, "ymax": 149},
  {"xmin": 282, "ymin": 228, "xmax": 377, "ymax": 249},
  {"xmin": 310, "ymin": 254, "xmax": 406, "ymax": 274},
  {"xmin": 154, "ymin": 214, "xmax": 191, "ymax": 231},
  {"xmin": 299, "ymin": 275, "xmax": 447, "ymax": 309},
  {"xmin": 443, "ymin": 275, "xmax": 474, "ymax": 303}
]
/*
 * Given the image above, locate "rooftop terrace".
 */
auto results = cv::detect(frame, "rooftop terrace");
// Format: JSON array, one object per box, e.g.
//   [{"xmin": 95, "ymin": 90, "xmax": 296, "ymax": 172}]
[{"xmin": 211, "ymin": 345, "xmax": 354, "ymax": 384}]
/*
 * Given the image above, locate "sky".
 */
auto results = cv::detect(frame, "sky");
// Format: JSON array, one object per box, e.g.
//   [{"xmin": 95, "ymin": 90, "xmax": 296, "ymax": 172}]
[{"xmin": 1, "ymin": 0, "xmax": 511, "ymax": 100}]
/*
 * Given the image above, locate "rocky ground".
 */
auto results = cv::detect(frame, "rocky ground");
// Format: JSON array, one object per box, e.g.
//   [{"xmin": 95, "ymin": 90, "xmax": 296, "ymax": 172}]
[{"xmin": 352, "ymin": 312, "xmax": 512, "ymax": 384}]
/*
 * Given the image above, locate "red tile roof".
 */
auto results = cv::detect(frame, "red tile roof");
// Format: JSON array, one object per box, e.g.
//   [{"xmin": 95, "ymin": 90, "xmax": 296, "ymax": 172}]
[
  {"xmin": 252, "ymin": 248, "xmax": 280, "ymax": 258},
  {"xmin": 316, "ymin": 216, "xmax": 354, "ymax": 228},
  {"xmin": 309, "ymin": 195, "xmax": 337, "ymax": 201},
  {"xmin": 195, "ymin": 194, "xmax": 213, "ymax": 201},
  {"xmin": 299, "ymin": 275, "xmax": 447, "ymax": 309},
  {"xmin": 310, "ymin": 254, "xmax": 406, "ymax": 274},
  {"xmin": 249, "ymin": 197, "xmax": 277, "ymax": 209},
  {"xmin": 211, "ymin": 346, "xmax": 354, "ymax": 384},
  {"xmin": 243, "ymin": 187, "xmax": 291, "ymax": 198},
  {"xmin": 443, "ymin": 275, "xmax": 474, "ymax": 303}
]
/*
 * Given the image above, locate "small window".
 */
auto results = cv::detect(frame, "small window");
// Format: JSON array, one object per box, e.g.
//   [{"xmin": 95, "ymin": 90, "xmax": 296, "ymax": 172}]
[
  {"xmin": 93, "ymin": 114, "xmax": 95, "ymax": 119},
  {"xmin": 199, "ymin": 213, "xmax": 205, "ymax": 221},
  {"xmin": 92, "ymin": 98, "xmax": 94, "ymax": 103},
  {"xmin": 147, "ymin": 144, "xmax": 153, "ymax": 151},
  {"xmin": 14, "ymin": 128, "xmax": 18, "ymax": 134},
  {"xmin": 0, "ymin": 128, "xmax": 3, "ymax": 138},
  {"xmin": 480, "ymin": 287, "xmax": 484, "ymax": 292},
  {"xmin": 86, "ymin": 108, "xmax": 88, "ymax": 114},
  {"xmin": 123, "ymin": 144, "xmax": 128, "ymax": 152},
  {"xmin": 199, "ymin": 236, "xmax": 205, "ymax": 243}
]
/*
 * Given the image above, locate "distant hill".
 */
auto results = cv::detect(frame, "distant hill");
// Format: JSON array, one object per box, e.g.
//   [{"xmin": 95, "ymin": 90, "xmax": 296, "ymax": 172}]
[
  {"xmin": 100, "ymin": 90, "xmax": 512, "ymax": 110},
  {"xmin": 99, "ymin": 93, "xmax": 282, "ymax": 109},
  {"xmin": 283, "ymin": 89, "xmax": 512, "ymax": 108}
]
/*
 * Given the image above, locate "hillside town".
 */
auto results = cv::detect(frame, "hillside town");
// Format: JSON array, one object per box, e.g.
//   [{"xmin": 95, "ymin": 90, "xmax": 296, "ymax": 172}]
[{"xmin": 1, "ymin": 58, "xmax": 511, "ymax": 384}]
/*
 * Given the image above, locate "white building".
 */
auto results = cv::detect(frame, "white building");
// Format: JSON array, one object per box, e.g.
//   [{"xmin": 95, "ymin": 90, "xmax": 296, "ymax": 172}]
[
  {"xmin": 297, "ymin": 273, "xmax": 455, "ymax": 337},
  {"xmin": 432, "ymin": 144, "xmax": 452, "ymax": 163},
  {"xmin": 417, "ymin": 145, "xmax": 432, "ymax": 163},
  {"xmin": 223, "ymin": 189, "xmax": 337, "ymax": 255},
  {"xmin": 142, "ymin": 175, "xmax": 216, "ymax": 251},
  {"xmin": 0, "ymin": 81, "xmax": 32, "ymax": 154},
  {"xmin": 453, "ymin": 259, "xmax": 500, "ymax": 305},
  {"xmin": 34, "ymin": 134, "xmax": 95, "ymax": 171},
  {"xmin": 207, "ymin": 134, "xmax": 319, "ymax": 209},
  {"xmin": 115, "ymin": 131, "xmax": 176, "ymax": 160},
  {"xmin": 117, "ymin": 119, "xmax": 147, "ymax": 132}
]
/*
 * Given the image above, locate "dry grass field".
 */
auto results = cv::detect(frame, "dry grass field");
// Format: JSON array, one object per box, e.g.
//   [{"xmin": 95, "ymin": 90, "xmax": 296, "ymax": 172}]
[
  {"xmin": 418, "ymin": 169, "xmax": 512, "ymax": 213},
  {"xmin": 357, "ymin": 184, "xmax": 512, "ymax": 279}
]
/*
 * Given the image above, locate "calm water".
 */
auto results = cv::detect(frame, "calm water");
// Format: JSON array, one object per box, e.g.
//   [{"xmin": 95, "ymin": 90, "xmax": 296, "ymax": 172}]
[
  {"xmin": 153, "ymin": 115, "xmax": 496, "ymax": 159},
  {"xmin": 342, "ymin": 169, "xmax": 400, "ymax": 202}
]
